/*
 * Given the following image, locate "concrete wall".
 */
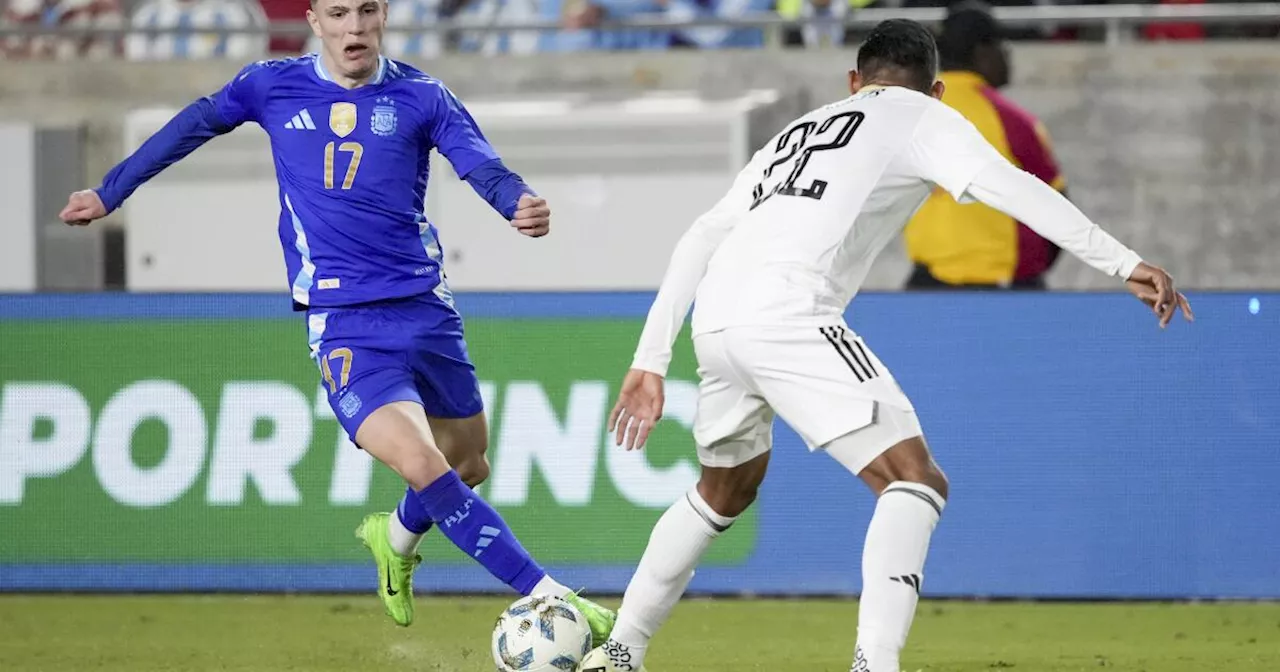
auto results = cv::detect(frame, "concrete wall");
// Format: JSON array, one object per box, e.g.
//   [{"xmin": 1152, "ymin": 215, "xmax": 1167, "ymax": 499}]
[{"xmin": 3, "ymin": 43, "xmax": 1277, "ymax": 289}]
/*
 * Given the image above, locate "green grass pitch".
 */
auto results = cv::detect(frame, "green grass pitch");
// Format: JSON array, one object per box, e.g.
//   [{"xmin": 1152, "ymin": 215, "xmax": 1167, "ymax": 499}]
[{"xmin": 2, "ymin": 595, "xmax": 1278, "ymax": 671}]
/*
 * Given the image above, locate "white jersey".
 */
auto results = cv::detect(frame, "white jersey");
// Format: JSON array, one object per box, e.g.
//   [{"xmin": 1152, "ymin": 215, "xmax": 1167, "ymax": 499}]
[
  {"xmin": 631, "ymin": 85, "xmax": 1142, "ymax": 376},
  {"xmin": 694, "ymin": 86, "xmax": 1002, "ymax": 334}
]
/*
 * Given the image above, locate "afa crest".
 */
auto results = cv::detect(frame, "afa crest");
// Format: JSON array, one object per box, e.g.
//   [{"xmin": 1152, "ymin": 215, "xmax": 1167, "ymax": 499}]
[
  {"xmin": 329, "ymin": 102, "xmax": 357, "ymax": 138},
  {"xmin": 339, "ymin": 391, "xmax": 363, "ymax": 418},
  {"xmin": 371, "ymin": 96, "xmax": 397, "ymax": 137}
]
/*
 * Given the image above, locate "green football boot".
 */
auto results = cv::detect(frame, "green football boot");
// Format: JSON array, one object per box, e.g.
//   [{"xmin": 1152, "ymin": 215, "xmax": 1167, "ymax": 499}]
[
  {"xmin": 355, "ymin": 512, "xmax": 421, "ymax": 627},
  {"xmin": 563, "ymin": 591, "xmax": 618, "ymax": 648}
]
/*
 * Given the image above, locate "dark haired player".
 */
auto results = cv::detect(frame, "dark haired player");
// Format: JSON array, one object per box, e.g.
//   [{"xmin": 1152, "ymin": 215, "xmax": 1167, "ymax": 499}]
[{"xmin": 602, "ymin": 18, "xmax": 1192, "ymax": 672}]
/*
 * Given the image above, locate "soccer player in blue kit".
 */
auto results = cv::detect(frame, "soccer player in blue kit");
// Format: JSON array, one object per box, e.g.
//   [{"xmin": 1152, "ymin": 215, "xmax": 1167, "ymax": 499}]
[{"xmin": 59, "ymin": 0, "xmax": 618, "ymax": 642}]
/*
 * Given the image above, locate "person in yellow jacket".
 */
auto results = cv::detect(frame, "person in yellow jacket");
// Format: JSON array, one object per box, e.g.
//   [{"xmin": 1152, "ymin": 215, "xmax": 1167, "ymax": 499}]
[{"xmin": 904, "ymin": 5, "xmax": 1068, "ymax": 290}]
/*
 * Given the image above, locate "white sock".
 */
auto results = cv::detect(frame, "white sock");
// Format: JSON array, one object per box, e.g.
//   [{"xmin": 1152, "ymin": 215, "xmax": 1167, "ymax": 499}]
[
  {"xmin": 531, "ymin": 575, "xmax": 572, "ymax": 599},
  {"xmin": 386, "ymin": 510, "xmax": 427, "ymax": 557},
  {"xmin": 854, "ymin": 481, "xmax": 945, "ymax": 672},
  {"xmin": 607, "ymin": 489, "xmax": 735, "ymax": 670}
]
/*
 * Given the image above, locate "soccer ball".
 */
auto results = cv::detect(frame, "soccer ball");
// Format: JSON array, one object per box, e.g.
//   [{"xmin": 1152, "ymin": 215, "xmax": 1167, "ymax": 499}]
[
  {"xmin": 491, "ymin": 594, "xmax": 593, "ymax": 672},
  {"xmin": 579, "ymin": 646, "xmax": 649, "ymax": 672}
]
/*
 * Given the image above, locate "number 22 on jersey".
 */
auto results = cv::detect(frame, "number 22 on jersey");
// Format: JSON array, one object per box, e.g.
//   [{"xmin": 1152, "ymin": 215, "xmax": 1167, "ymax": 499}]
[
  {"xmin": 750, "ymin": 111, "xmax": 865, "ymax": 211},
  {"xmin": 324, "ymin": 141, "xmax": 363, "ymax": 190}
]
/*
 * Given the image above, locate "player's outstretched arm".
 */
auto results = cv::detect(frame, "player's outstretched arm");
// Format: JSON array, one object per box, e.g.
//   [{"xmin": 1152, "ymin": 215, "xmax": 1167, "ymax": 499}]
[
  {"xmin": 609, "ymin": 221, "xmax": 729, "ymax": 451},
  {"xmin": 626, "ymin": 147, "xmax": 769, "ymax": 377},
  {"xmin": 62, "ymin": 62, "xmax": 267, "ymax": 227},
  {"xmin": 456, "ymin": 157, "xmax": 548, "ymax": 237},
  {"xmin": 421, "ymin": 83, "xmax": 548, "ymax": 236},
  {"xmin": 909, "ymin": 104, "xmax": 1192, "ymax": 328},
  {"xmin": 964, "ymin": 161, "xmax": 1193, "ymax": 328},
  {"xmin": 60, "ymin": 97, "xmax": 241, "ymax": 227}
]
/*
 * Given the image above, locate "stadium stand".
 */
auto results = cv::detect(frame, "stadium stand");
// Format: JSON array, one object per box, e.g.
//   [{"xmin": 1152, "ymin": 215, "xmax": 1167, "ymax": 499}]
[
  {"xmin": 0, "ymin": 0, "xmax": 1276, "ymax": 57},
  {"xmin": 123, "ymin": 0, "xmax": 268, "ymax": 60},
  {"xmin": 2, "ymin": 0, "xmax": 123, "ymax": 58}
]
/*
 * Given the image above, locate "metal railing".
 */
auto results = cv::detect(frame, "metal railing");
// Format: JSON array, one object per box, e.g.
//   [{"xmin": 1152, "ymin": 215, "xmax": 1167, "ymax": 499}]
[{"xmin": 1, "ymin": 3, "xmax": 1277, "ymax": 48}]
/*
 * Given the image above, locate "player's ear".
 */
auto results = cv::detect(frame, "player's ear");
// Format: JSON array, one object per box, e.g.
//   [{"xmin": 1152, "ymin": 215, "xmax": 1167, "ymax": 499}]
[
  {"xmin": 930, "ymin": 79, "xmax": 945, "ymax": 100},
  {"xmin": 305, "ymin": 7, "xmax": 321, "ymax": 36},
  {"xmin": 848, "ymin": 70, "xmax": 863, "ymax": 95}
]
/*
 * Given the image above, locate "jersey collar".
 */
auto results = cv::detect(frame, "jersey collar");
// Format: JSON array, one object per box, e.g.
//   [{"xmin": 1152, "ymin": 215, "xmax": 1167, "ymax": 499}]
[
  {"xmin": 371, "ymin": 55, "xmax": 389, "ymax": 85},
  {"xmin": 311, "ymin": 53, "xmax": 389, "ymax": 87}
]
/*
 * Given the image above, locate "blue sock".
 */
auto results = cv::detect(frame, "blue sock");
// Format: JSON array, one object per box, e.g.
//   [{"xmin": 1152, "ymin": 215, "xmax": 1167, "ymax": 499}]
[
  {"xmin": 396, "ymin": 486, "xmax": 434, "ymax": 534},
  {"xmin": 416, "ymin": 470, "xmax": 547, "ymax": 595}
]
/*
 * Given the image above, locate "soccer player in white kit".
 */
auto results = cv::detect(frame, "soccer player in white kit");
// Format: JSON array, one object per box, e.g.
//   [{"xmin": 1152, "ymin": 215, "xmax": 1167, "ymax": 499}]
[{"xmin": 600, "ymin": 19, "xmax": 1194, "ymax": 672}]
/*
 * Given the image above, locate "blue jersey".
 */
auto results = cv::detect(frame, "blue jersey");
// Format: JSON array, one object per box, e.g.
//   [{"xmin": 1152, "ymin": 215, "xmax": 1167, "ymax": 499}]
[{"xmin": 97, "ymin": 53, "xmax": 530, "ymax": 309}]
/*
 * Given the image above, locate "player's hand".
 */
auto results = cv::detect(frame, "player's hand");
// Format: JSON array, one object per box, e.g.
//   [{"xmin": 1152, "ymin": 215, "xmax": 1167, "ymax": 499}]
[
  {"xmin": 1125, "ymin": 261, "xmax": 1194, "ymax": 329},
  {"xmin": 510, "ymin": 194, "xmax": 550, "ymax": 238},
  {"xmin": 609, "ymin": 369, "xmax": 665, "ymax": 451},
  {"xmin": 59, "ymin": 190, "xmax": 107, "ymax": 226}
]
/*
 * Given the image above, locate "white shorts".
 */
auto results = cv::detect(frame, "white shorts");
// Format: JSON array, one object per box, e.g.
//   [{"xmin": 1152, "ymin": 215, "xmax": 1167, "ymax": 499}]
[{"xmin": 692, "ymin": 325, "xmax": 923, "ymax": 474}]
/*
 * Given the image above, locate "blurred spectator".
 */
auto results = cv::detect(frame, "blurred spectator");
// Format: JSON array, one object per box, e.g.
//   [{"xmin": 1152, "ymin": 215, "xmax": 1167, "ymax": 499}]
[
  {"xmin": 1143, "ymin": 0, "xmax": 1205, "ymax": 41},
  {"xmin": 452, "ymin": 0, "xmax": 552, "ymax": 55},
  {"xmin": 666, "ymin": 0, "xmax": 772, "ymax": 49},
  {"xmin": 889, "ymin": 0, "xmax": 1095, "ymax": 41},
  {"xmin": 256, "ymin": 0, "xmax": 306, "ymax": 53},
  {"xmin": 779, "ymin": 0, "xmax": 872, "ymax": 49},
  {"xmin": 125, "ymin": 0, "xmax": 268, "ymax": 60},
  {"xmin": 903, "ymin": 3, "xmax": 1067, "ymax": 290},
  {"xmin": 385, "ymin": 0, "xmax": 445, "ymax": 57},
  {"xmin": 2, "ymin": 0, "xmax": 123, "ymax": 59},
  {"xmin": 547, "ymin": 0, "xmax": 668, "ymax": 51}
]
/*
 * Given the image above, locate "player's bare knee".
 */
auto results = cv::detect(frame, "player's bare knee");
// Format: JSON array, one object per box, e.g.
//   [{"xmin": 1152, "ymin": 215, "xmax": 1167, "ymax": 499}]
[
  {"xmin": 728, "ymin": 479, "xmax": 762, "ymax": 515},
  {"xmin": 435, "ymin": 431, "xmax": 489, "ymax": 486},
  {"xmin": 389, "ymin": 444, "xmax": 451, "ymax": 491},
  {"xmin": 428, "ymin": 413, "xmax": 489, "ymax": 480},
  {"xmin": 697, "ymin": 482, "xmax": 758, "ymax": 518},
  {"xmin": 455, "ymin": 453, "xmax": 490, "ymax": 487},
  {"xmin": 697, "ymin": 458, "xmax": 767, "ymax": 518},
  {"xmin": 878, "ymin": 461, "xmax": 948, "ymax": 500},
  {"xmin": 905, "ymin": 465, "xmax": 948, "ymax": 501}
]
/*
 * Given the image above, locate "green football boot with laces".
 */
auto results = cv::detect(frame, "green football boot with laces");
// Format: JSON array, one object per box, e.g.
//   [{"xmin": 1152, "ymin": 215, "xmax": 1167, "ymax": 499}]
[{"xmin": 355, "ymin": 512, "xmax": 421, "ymax": 627}]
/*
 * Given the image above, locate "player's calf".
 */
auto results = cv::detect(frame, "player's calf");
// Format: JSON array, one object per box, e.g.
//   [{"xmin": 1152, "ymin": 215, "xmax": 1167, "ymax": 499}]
[
  {"xmin": 831, "ymin": 428, "xmax": 947, "ymax": 672},
  {"xmin": 383, "ymin": 412, "xmax": 490, "ymax": 558},
  {"xmin": 606, "ymin": 452, "xmax": 770, "ymax": 670},
  {"xmin": 358, "ymin": 401, "xmax": 582, "ymax": 612}
]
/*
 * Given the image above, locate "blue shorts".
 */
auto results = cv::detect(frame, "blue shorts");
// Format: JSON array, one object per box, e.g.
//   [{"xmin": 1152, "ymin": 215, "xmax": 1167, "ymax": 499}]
[{"xmin": 305, "ymin": 293, "xmax": 484, "ymax": 441}]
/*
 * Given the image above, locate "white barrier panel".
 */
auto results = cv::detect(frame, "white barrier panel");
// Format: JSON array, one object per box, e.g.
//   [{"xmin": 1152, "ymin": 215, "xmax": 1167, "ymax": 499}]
[
  {"xmin": 0, "ymin": 124, "xmax": 37, "ymax": 292},
  {"xmin": 120, "ymin": 91, "xmax": 783, "ymax": 292},
  {"xmin": 425, "ymin": 92, "xmax": 777, "ymax": 290}
]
